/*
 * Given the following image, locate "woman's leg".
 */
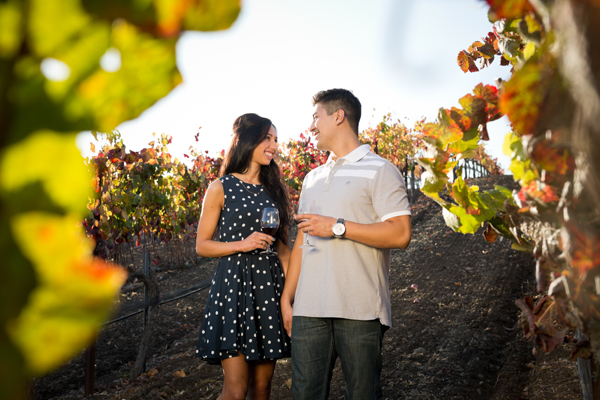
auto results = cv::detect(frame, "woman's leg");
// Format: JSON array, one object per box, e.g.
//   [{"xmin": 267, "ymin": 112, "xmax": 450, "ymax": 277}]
[
  {"xmin": 247, "ymin": 359, "xmax": 277, "ymax": 400},
  {"xmin": 218, "ymin": 354, "xmax": 250, "ymax": 400}
]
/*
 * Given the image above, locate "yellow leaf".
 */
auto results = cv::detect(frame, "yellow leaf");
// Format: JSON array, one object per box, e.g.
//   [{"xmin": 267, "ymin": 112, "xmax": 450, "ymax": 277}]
[
  {"xmin": 8, "ymin": 212, "xmax": 126, "ymax": 375},
  {"xmin": 524, "ymin": 41, "xmax": 536, "ymax": 60},
  {"xmin": 174, "ymin": 370, "xmax": 186, "ymax": 377},
  {"xmin": 28, "ymin": 0, "xmax": 90, "ymax": 57},
  {"xmin": 75, "ymin": 20, "xmax": 180, "ymax": 131},
  {"xmin": 0, "ymin": 131, "xmax": 92, "ymax": 214},
  {"xmin": 155, "ymin": 0, "xmax": 241, "ymax": 35},
  {"xmin": 0, "ymin": 2, "xmax": 22, "ymax": 57}
]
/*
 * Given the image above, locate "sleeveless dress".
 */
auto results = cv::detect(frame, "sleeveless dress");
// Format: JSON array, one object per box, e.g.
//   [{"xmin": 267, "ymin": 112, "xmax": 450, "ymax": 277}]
[{"xmin": 196, "ymin": 174, "xmax": 291, "ymax": 364}]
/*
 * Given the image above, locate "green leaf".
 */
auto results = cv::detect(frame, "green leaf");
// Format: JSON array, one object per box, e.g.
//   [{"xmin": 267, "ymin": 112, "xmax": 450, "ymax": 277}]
[
  {"xmin": 512, "ymin": 242, "xmax": 534, "ymax": 252},
  {"xmin": 417, "ymin": 157, "xmax": 449, "ymax": 198},
  {"xmin": 444, "ymin": 204, "xmax": 483, "ymax": 234},
  {"xmin": 450, "ymin": 175, "xmax": 481, "ymax": 215},
  {"xmin": 442, "ymin": 207, "xmax": 462, "ymax": 231}
]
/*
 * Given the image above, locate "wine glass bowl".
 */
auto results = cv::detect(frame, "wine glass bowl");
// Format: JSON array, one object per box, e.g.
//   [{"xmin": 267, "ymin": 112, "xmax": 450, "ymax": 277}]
[
  {"xmin": 297, "ymin": 203, "xmax": 315, "ymax": 248},
  {"xmin": 260, "ymin": 208, "xmax": 279, "ymax": 255}
]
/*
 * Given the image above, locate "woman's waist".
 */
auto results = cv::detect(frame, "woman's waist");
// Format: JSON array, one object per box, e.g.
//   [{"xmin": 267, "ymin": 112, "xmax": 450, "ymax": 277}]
[{"xmin": 219, "ymin": 250, "xmax": 279, "ymax": 259}]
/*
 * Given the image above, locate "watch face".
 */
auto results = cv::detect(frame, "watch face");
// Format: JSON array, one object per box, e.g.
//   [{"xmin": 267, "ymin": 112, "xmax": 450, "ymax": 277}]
[{"xmin": 333, "ymin": 223, "xmax": 345, "ymax": 235}]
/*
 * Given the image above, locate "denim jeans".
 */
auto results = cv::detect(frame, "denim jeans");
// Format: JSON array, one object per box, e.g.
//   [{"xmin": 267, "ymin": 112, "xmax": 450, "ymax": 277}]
[{"xmin": 291, "ymin": 316, "xmax": 384, "ymax": 400}]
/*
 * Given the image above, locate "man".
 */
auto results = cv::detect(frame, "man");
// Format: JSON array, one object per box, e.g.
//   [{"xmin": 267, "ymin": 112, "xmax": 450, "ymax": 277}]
[{"xmin": 280, "ymin": 88, "xmax": 412, "ymax": 400}]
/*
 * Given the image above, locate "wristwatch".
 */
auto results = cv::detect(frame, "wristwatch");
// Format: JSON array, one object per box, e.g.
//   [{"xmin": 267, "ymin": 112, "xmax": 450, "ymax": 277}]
[{"xmin": 332, "ymin": 218, "xmax": 346, "ymax": 238}]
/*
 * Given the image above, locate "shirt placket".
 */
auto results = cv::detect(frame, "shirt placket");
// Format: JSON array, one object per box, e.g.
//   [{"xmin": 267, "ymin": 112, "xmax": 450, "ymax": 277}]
[{"xmin": 322, "ymin": 158, "xmax": 345, "ymax": 192}]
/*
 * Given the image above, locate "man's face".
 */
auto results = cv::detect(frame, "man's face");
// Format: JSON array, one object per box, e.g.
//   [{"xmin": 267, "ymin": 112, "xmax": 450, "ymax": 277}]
[{"xmin": 309, "ymin": 103, "xmax": 336, "ymax": 151}]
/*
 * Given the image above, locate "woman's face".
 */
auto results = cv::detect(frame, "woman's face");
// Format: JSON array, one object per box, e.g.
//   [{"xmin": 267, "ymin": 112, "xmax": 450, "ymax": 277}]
[{"xmin": 251, "ymin": 125, "xmax": 278, "ymax": 166}]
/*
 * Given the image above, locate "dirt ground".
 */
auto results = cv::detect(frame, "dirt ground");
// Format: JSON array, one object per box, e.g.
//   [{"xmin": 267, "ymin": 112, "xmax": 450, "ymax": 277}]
[{"xmin": 32, "ymin": 175, "xmax": 583, "ymax": 400}]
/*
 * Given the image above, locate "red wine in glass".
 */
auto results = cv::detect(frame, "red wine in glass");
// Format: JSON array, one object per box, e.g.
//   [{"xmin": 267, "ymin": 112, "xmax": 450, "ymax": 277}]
[
  {"xmin": 260, "ymin": 208, "xmax": 279, "ymax": 255},
  {"xmin": 262, "ymin": 227, "xmax": 278, "ymax": 236}
]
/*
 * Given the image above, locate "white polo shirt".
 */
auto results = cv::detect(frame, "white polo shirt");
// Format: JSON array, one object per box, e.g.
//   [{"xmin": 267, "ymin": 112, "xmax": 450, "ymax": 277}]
[{"xmin": 293, "ymin": 145, "xmax": 411, "ymax": 327}]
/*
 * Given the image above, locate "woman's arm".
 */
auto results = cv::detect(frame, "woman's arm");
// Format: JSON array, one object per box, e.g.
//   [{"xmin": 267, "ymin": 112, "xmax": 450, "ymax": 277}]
[{"xmin": 195, "ymin": 180, "xmax": 275, "ymax": 258}]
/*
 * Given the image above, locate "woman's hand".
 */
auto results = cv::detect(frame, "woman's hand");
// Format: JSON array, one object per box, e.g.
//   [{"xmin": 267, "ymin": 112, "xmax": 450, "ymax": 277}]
[{"xmin": 236, "ymin": 231, "xmax": 274, "ymax": 253}]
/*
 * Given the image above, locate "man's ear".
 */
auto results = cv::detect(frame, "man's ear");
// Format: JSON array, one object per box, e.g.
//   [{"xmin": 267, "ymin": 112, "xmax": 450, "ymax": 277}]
[{"xmin": 334, "ymin": 109, "xmax": 346, "ymax": 126}]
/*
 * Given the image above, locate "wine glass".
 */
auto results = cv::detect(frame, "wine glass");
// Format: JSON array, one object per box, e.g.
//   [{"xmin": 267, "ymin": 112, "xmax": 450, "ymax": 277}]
[
  {"xmin": 260, "ymin": 208, "xmax": 279, "ymax": 255},
  {"xmin": 297, "ymin": 201, "xmax": 315, "ymax": 248}
]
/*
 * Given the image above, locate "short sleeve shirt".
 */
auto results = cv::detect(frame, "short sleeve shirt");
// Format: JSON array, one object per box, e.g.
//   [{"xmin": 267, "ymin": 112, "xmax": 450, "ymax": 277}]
[{"xmin": 293, "ymin": 145, "xmax": 411, "ymax": 327}]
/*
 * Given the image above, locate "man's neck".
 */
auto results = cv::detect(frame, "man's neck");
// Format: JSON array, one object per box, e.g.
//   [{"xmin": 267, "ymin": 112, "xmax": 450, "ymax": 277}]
[{"xmin": 329, "ymin": 135, "xmax": 361, "ymax": 159}]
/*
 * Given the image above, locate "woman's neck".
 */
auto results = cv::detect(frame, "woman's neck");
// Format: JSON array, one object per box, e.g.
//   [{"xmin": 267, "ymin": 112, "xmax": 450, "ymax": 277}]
[{"xmin": 233, "ymin": 163, "xmax": 261, "ymax": 185}]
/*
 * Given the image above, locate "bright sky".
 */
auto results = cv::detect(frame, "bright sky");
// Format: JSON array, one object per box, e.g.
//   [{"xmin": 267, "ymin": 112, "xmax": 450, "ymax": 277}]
[{"xmin": 76, "ymin": 0, "xmax": 513, "ymax": 170}]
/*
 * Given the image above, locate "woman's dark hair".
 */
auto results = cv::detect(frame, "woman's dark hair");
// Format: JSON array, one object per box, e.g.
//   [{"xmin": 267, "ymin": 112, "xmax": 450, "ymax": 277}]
[{"xmin": 220, "ymin": 113, "xmax": 292, "ymax": 245}]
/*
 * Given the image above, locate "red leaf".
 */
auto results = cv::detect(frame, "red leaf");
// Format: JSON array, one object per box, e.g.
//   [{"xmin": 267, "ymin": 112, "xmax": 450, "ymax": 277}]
[
  {"xmin": 457, "ymin": 51, "xmax": 479, "ymax": 73},
  {"xmin": 519, "ymin": 181, "xmax": 559, "ymax": 203},
  {"xmin": 459, "ymin": 94, "xmax": 488, "ymax": 126},
  {"xmin": 422, "ymin": 119, "xmax": 463, "ymax": 147},
  {"xmin": 500, "ymin": 52, "xmax": 556, "ymax": 134},
  {"xmin": 473, "ymin": 84, "xmax": 501, "ymax": 122},
  {"xmin": 569, "ymin": 224, "xmax": 600, "ymax": 278},
  {"xmin": 530, "ymin": 141, "xmax": 575, "ymax": 177},
  {"xmin": 485, "ymin": 0, "xmax": 534, "ymax": 19},
  {"xmin": 484, "ymin": 223, "xmax": 498, "ymax": 242},
  {"xmin": 479, "ymin": 124, "xmax": 490, "ymax": 141},
  {"xmin": 449, "ymin": 108, "xmax": 471, "ymax": 132}
]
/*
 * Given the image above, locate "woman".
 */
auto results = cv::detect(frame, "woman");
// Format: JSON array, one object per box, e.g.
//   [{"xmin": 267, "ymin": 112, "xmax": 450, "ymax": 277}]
[{"xmin": 195, "ymin": 113, "xmax": 292, "ymax": 400}]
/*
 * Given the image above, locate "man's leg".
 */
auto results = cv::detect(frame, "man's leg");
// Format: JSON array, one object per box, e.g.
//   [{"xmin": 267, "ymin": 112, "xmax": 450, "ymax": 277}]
[
  {"xmin": 333, "ymin": 319, "xmax": 384, "ymax": 400},
  {"xmin": 291, "ymin": 316, "xmax": 337, "ymax": 400}
]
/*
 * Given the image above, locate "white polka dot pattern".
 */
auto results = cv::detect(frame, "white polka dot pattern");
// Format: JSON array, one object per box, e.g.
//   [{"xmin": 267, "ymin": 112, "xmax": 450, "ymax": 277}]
[{"xmin": 195, "ymin": 175, "xmax": 290, "ymax": 364}]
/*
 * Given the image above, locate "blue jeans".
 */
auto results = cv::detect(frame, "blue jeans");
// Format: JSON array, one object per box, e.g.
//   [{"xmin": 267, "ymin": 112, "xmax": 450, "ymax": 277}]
[{"xmin": 291, "ymin": 317, "xmax": 384, "ymax": 400}]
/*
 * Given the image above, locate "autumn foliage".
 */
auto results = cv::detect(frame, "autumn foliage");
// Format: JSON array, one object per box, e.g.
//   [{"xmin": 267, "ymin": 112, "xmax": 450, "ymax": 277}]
[
  {"xmin": 0, "ymin": 1, "xmax": 241, "ymax": 399},
  {"xmin": 419, "ymin": 0, "xmax": 600, "ymax": 367}
]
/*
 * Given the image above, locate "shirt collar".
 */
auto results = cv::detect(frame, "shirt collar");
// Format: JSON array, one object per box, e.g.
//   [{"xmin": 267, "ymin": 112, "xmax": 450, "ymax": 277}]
[{"xmin": 326, "ymin": 144, "xmax": 371, "ymax": 165}]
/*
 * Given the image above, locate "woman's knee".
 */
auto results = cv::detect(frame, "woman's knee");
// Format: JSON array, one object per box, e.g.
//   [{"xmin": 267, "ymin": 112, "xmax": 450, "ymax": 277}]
[
  {"xmin": 248, "ymin": 378, "xmax": 271, "ymax": 398},
  {"xmin": 223, "ymin": 385, "xmax": 248, "ymax": 400}
]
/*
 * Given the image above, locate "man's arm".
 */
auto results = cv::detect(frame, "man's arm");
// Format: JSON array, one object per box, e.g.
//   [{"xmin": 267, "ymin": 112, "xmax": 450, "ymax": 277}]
[
  {"xmin": 280, "ymin": 229, "xmax": 304, "ymax": 337},
  {"xmin": 296, "ymin": 214, "xmax": 411, "ymax": 249}
]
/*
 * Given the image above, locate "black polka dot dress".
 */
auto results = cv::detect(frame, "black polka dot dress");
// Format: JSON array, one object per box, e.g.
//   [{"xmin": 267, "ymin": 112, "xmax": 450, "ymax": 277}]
[{"xmin": 196, "ymin": 174, "xmax": 291, "ymax": 364}]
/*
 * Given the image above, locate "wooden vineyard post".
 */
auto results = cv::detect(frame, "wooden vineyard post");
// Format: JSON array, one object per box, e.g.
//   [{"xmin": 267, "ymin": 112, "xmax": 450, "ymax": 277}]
[
  {"xmin": 142, "ymin": 239, "xmax": 149, "ymax": 373},
  {"xmin": 577, "ymin": 330, "xmax": 600, "ymax": 400},
  {"xmin": 130, "ymin": 240, "xmax": 159, "ymax": 380},
  {"xmin": 410, "ymin": 164, "xmax": 416, "ymax": 204},
  {"xmin": 84, "ymin": 343, "xmax": 95, "ymax": 396}
]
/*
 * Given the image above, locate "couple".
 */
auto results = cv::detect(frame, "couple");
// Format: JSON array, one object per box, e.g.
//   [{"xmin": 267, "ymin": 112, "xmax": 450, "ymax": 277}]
[{"xmin": 195, "ymin": 88, "xmax": 412, "ymax": 400}]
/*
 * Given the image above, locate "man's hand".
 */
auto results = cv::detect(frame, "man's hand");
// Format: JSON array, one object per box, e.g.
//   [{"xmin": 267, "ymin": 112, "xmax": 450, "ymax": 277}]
[
  {"xmin": 281, "ymin": 296, "xmax": 293, "ymax": 337},
  {"xmin": 295, "ymin": 213, "xmax": 336, "ymax": 238}
]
